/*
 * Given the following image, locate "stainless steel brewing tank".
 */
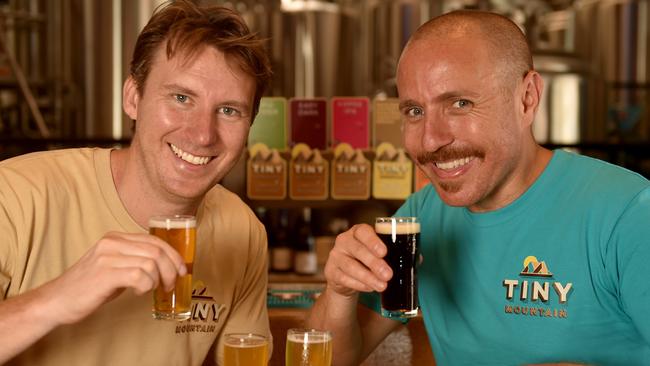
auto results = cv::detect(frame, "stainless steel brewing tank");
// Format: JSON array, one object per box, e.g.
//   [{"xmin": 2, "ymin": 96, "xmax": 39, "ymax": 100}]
[
  {"xmin": 533, "ymin": 53, "xmax": 587, "ymax": 145},
  {"xmin": 362, "ymin": 0, "xmax": 431, "ymax": 98},
  {"xmin": 278, "ymin": 1, "xmax": 341, "ymax": 98},
  {"xmin": 574, "ymin": 0, "xmax": 650, "ymax": 142}
]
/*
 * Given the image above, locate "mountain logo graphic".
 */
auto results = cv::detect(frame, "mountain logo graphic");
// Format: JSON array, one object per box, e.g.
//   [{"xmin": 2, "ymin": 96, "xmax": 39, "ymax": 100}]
[
  {"xmin": 192, "ymin": 280, "xmax": 216, "ymax": 302},
  {"xmin": 519, "ymin": 256, "xmax": 553, "ymax": 277}
]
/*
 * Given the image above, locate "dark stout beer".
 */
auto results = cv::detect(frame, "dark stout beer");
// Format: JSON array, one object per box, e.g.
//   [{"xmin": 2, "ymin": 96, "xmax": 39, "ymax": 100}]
[{"xmin": 375, "ymin": 217, "xmax": 420, "ymax": 318}]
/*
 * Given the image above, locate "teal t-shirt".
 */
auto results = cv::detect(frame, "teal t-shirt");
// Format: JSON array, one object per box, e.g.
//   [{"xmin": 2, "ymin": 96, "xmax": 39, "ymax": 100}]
[{"xmin": 366, "ymin": 150, "xmax": 650, "ymax": 365}]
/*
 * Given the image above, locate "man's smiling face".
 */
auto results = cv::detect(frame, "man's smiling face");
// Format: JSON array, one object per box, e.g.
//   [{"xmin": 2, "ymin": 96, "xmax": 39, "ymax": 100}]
[
  {"xmin": 124, "ymin": 44, "xmax": 255, "ymax": 202},
  {"xmin": 397, "ymin": 34, "xmax": 530, "ymax": 212}
]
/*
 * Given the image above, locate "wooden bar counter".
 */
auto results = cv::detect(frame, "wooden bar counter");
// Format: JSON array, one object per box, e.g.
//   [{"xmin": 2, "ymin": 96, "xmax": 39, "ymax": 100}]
[{"xmin": 268, "ymin": 307, "xmax": 436, "ymax": 366}]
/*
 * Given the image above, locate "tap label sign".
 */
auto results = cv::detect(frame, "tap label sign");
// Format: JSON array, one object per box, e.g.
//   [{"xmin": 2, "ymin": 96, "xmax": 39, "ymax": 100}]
[
  {"xmin": 331, "ymin": 97, "xmax": 369, "ymax": 149},
  {"xmin": 372, "ymin": 142, "xmax": 413, "ymax": 199},
  {"xmin": 373, "ymin": 98, "xmax": 403, "ymax": 149},
  {"xmin": 290, "ymin": 98, "xmax": 328, "ymax": 150},
  {"xmin": 331, "ymin": 143, "xmax": 370, "ymax": 200},
  {"xmin": 289, "ymin": 143, "xmax": 329, "ymax": 200},
  {"xmin": 247, "ymin": 143, "xmax": 287, "ymax": 200},
  {"xmin": 249, "ymin": 97, "xmax": 287, "ymax": 150}
]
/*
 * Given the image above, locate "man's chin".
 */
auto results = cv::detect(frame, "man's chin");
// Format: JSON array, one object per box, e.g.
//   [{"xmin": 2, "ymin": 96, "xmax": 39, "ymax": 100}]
[
  {"xmin": 433, "ymin": 182, "xmax": 474, "ymax": 207},
  {"xmin": 166, "ymin": 178, "xmax": 217, "ymax": 201}
]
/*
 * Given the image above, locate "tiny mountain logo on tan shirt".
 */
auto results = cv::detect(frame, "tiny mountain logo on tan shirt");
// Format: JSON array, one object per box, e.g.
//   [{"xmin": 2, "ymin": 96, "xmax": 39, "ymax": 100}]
[{"xmin": 175, "ymin": 281, "xmax": 227, "ymax": 334}]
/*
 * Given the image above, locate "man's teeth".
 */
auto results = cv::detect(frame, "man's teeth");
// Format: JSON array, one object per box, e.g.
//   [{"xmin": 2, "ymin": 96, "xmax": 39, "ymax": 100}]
[
  {"xmin": 436, "ymin": 157, "xmax": 472, "ymax": 170},
  {"xmin": 170, "ymin": 144, "xmax": 211, "ymax": 165}
]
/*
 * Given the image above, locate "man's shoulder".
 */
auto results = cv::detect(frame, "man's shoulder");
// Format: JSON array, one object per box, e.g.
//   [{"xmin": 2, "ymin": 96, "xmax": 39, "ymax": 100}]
[
  {"xmin": 202, "ymin": 185, "xmax": 258, "ymax": 222},
  {"xmin": 1, "ymin": 148, "xmax": 97, "ymax": 171},
  {"xmin": 204, "ymin": 185, "xmax": 246, "ymax": 207},
  {"xmin": 554, "ymin": 149, "xmax": 649, "ymax": 193},
  {"xmin": 556, "ymin": 149, "xmax": 647, "ymax": 181},
  {"xmin": 0, "ymin": 148, "xmax": 101, "ymax": 187}
]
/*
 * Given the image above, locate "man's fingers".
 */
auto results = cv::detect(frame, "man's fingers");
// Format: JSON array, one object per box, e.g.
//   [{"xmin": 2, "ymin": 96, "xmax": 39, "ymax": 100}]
[
  {"xmin": 109, "ymin": 255, "xmax": 176, "ymax": 291},
  {"xmin": 341, "ymin": 237, "xmax": 392, "ymax": 283},
  {"xmin": 330, "ymin": 265, "xmax": 375, "ymax": 293},
  {"xmin": 101, "ymin": 232, "xmax": 187, "ymax": 276},
  {"xmin": 328, "ymin": 250, "xmax": 387, "ymax": 292},
  {"xmin": 350, "ymin": 224, "xmax": 388, "ymax": 258}
]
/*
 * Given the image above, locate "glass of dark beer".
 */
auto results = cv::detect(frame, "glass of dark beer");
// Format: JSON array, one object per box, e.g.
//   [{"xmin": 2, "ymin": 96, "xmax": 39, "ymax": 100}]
[
  {"xmin": 375, "ymin": 217, "xmax": 420, "ymax": 318},
  {"xmin": 149, "ymin": 215, "xmax": 196, "ymax": 321}
]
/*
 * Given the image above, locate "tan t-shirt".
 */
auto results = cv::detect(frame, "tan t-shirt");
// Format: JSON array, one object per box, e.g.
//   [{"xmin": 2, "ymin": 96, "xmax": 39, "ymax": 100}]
[{"xmin": 0, "ymin": 148, "xmax": 270, "ymax": 365}]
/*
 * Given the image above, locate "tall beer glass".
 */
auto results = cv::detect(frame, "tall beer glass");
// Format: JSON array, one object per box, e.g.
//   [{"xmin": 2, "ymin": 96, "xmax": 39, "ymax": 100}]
[
  {"xmin": 285, "ymin": 328, "xmax": 332, "ymax": 366},
  {"xmin": 149, "ymin": 215, "xmax": 196, "ymax": 321},
  {"xmin": 375, "ymin": 217, "xmax": 420, "ymax": 318},
  {"xmin": 224, "ymin": 333, "xmax": 269, "ymax": 366}
]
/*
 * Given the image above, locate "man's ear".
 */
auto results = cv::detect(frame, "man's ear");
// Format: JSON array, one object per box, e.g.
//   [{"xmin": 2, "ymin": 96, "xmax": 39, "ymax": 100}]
[
  {"xmin": 521, "ymin": 70, "xmax": 544, "ymax": 127},
  {"xmin": 123, "ymin": 76, "xmax": 139, "ymax": 121}
]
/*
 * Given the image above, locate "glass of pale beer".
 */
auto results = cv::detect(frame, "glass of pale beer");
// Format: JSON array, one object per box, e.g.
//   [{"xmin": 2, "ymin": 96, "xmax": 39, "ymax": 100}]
[
  {"xmin": 224, "ymin": 333, "xmax": 269, "ymax": 366},
  {"xmin": 375, "ymin": 217, "xmax": 420, "ymax": 318},
  {"xmin": 285, "ymin": 328, "xmax": 332, "ymax": 366},
  {"xmin": 149, "ymin": 215, "xmax": 196, "ymax": 321}
]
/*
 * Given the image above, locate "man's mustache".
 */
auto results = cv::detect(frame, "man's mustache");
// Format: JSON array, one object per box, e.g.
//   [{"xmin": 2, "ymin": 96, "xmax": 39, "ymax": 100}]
[{"xmin": 416, "ymin": 146, "xmax": 485, "ymax": 165}]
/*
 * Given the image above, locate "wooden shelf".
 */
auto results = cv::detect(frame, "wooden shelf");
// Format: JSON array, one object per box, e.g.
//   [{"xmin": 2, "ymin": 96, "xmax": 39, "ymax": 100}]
[{"xmin": 269, "ymin": 270, "xmax": 325, "ymax": 284}]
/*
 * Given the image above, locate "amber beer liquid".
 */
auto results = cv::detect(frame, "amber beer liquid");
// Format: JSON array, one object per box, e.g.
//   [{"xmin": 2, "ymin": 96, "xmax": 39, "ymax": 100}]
[
  {"xmin": 224, "ymin": 333, "xmax": 269, "ymax": 366},
  {"xmin": 149, "ymin": 215, "xmax": 196, "ymax": 321},
  {"xmin": 375, "ymin": 217, "xmax": 420, "ymax": 318},
  {"xmin": 285, "ymin": 329, "xmax": 332, "ymax": 366}
]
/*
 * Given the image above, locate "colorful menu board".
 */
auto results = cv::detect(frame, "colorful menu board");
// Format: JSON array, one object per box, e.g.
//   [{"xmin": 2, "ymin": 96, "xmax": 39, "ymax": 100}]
[
  {"xmin": 289, "ymin": 98, "xmax": 328, "ymax": 150},
  {"xmin": 244, "ymin": 96, "xmax": 425, "ymax": 202},
  {"xmin": 331, "ymin": 97, "xmax": 370, "ymax": 149},
  {"xmin": 373, "ymin": 98, "xmax": 403, "ymax": 149},
  {"xmin": 249, "ymin": 97, "xmax": 287, "ymax": 150},
  {"xmin": 289, "ymin": 143, "xmax": 329, "ymax": 200},
  {"xmin": 246, "ymin": 143, "xmax": 287, "ymax": 200}
]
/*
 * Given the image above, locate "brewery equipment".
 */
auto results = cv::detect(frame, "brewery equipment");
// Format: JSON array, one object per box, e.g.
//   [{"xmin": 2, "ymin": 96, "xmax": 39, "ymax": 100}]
[{"xmin": 574, "ymin": 0, "xmax": 650, "ymax": 142}]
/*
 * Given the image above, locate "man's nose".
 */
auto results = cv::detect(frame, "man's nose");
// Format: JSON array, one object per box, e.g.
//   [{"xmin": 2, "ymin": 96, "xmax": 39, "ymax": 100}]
[
  {"xmin": 191, "ymin": 109, "xmax": 219, "ymax": 146},
  {"xmin": 421, "ymin": 113, "xmax": 453, "ymax": 151}
]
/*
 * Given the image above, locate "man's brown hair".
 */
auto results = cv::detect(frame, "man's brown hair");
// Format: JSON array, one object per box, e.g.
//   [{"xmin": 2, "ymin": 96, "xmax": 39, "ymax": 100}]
[{"xmin": 129, "ymin": 0, "xmax": 272, "ymax": 118}]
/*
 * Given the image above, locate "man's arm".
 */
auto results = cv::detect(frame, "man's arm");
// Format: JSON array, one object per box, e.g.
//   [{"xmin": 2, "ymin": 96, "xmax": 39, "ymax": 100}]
[
  {"xmin": 0, "ymin": 282, "xmax": 63, "ymax": 363},
  {"xmin": 306, "ymin": 224, "xmax": 400, "ymax": 366},
  {"xmin": 0, "ymin": 231, "xmax": 186, "ymax": 363},
  {"xmin": 307, "ymin": 288, "xmax": 400, "ymax": 366}
]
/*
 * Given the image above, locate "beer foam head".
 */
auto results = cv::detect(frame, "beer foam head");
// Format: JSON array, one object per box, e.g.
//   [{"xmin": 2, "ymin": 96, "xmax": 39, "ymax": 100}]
[
  {"xmin": 148, "ymin": 215, "xmax": 196, "ymax": 229},
  {"xmin": 375, "ymin": 219, "xmax": 420, "ymax": 235},
  {"xmin": 287, "ymin": 332, "xmax": 332, "ymax": 344},
  {"xmin": 225, "ymin": 339, "xmax": 268, "ymax": 348},
  {"xmin": 224, "ymin": 333, "xmax": 268, "ymax": 347}
]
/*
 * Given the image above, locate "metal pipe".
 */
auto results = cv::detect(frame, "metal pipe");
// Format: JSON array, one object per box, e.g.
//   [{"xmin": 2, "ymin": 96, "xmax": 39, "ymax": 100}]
[{"xmin": 0, "ymin": 29, "xmax": 50, "ymax": 137}]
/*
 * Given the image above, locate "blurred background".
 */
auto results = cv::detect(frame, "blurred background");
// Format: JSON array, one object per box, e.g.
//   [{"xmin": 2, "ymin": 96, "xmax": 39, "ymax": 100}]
[
  {"xmin": 2, "ymin": 2, "xmax": 648, "ymax": 363},
  {"xmin": 0, "ymin": 0, "xmax": 649, "ymax": 177}
]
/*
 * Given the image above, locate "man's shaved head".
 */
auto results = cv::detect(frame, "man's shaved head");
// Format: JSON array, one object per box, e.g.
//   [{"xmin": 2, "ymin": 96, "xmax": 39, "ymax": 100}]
[{"xmin": 403, "ymin": 10, "xmax": 533, "ymax": 87}]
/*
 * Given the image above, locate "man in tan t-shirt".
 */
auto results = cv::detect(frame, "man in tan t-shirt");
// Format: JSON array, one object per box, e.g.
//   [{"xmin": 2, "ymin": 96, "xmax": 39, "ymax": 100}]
[{"xmin": 0, "ymin": 1, "xmax": 272, "ymax": 365}]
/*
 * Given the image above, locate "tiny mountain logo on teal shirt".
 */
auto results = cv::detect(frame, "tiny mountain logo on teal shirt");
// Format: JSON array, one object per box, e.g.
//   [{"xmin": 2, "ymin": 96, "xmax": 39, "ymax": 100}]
[
  {"xmin": 502, "ymin": 256, "xmax": 574, "ymax": 319},
  {"xmin": 519, "ymin": 255, "xmax": 553, "ymax": 277}
]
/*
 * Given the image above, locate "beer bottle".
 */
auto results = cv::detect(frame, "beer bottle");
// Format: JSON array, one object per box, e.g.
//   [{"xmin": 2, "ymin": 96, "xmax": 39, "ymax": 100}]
[
  {"xmin": 293, "ymin": 207, "xmax": 317, "ymax": 275},
  {"xmin": 270, "ymin": 209, "xmax": 293, "ymax": 272}
]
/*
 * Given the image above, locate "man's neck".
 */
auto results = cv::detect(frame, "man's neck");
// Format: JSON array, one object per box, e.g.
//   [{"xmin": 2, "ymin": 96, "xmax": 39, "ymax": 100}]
[
  {"xmin": 109, "ymin": 148, "xmax": 199, "ymax": 228},
  {"xmin": 468, "ymin": 143, "xmax": 553, "ymax": 213}
]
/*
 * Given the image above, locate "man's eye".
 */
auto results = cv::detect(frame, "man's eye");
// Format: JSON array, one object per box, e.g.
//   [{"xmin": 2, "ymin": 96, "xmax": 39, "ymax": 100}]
[
  {"xmin": 452, "ymin": 99, "xmax": 472, "ymax": 108},
  {"xmin": 175, "ymin": 94, "xmax": 188, "ymax": 103},
  {"xmin": 405, "ymin": 107, "xmax": 423, "ymax": 117},
  {"xmin": 220, "ymin": 107, "xmax": 239, "ymax": 116}
]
